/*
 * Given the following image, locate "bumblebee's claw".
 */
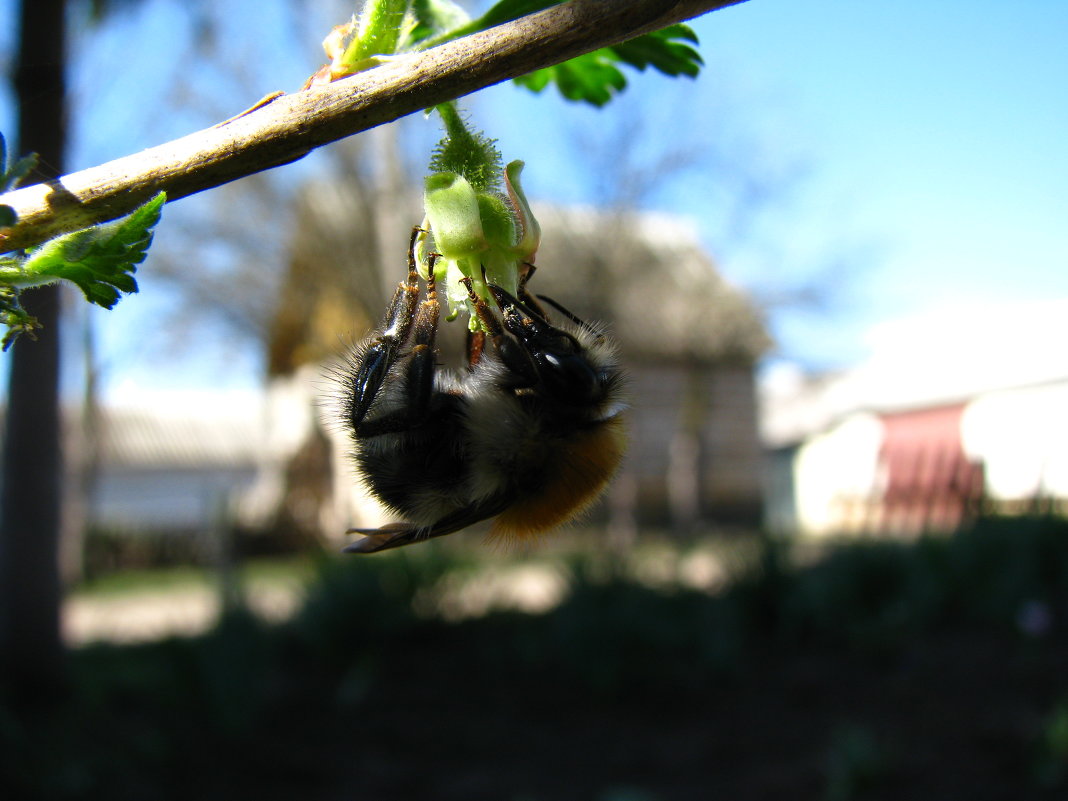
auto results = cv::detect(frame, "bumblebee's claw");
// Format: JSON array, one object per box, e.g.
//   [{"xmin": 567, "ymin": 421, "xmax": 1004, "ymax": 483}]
[
  {"xmin": 344, "ymin": 499, "xmax": 512, "ymax": 554},
  {"xmin": 343, "ymin": 523, "xmax": 419, "ymax": 554}
]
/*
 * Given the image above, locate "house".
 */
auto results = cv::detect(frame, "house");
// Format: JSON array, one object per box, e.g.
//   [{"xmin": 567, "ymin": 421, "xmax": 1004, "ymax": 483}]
[
  {"xmin": 84, "ymin": 395, "xmax": 266, "ymax": 534},
  {"xmin": 51, "ymin": 390, "xmax": 269, "ymax": 572},
  {"xmin": 762, "ymin": 298, "xmax": 1068, "ymax": 536}
]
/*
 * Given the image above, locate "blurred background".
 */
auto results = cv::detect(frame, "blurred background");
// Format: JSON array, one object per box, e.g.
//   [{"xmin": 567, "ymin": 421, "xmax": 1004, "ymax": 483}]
[{"xmin": 2, "ymin": 0, "xmax": 1068, "ymax": 799}]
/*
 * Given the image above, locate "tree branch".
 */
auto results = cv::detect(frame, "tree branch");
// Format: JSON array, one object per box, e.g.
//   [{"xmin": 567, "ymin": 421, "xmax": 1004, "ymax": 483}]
[{"xmin": 0, "ymin": 0, "xmax": 745, "ymax": 252}]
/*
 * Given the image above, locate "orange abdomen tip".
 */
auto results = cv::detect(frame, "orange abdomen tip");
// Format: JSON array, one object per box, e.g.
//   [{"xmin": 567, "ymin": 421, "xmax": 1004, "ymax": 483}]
[{"xmin": 491, "ymin": 416, "xmax": 627, "ymax": 542}]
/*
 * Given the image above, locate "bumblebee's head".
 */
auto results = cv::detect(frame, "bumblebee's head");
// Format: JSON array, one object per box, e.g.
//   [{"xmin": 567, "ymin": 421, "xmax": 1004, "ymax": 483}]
[{"xmin": 487, "ymin": 285, "xmax": 623, "ymax": 416}]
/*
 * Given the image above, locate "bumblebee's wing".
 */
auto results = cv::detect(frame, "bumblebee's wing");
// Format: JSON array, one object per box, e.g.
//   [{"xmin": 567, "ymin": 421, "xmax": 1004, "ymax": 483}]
[{"xmin": 343, "ymin": 496, "xmax": 511, "ymax": 554}]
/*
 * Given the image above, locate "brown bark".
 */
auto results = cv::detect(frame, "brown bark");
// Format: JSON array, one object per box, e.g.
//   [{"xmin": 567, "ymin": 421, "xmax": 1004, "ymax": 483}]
[{"xmin": 0, "ymin": 0, "xmax": 68, "ymax": 698}]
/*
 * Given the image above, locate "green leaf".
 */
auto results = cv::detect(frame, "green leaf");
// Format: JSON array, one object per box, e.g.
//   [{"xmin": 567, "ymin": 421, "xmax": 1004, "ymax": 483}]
[
  {"xmin": 408, "ymin": 0, "xmax": 470, "ymax": 45},
  {"xmin": 474, "ymin": 0, "xmax": 561, "ymax": 30},
  {"xmin": 22, "ymin": 192, "xmax": 165, "ymax": 309},
  {"xmin": 611, "ymin": 25, "xmax": 703, "ymax": 77},
  {"xmin": 0, "ymin": 132, "xmax": 38, "ymax": 193},
  {"xmin": 0, "ymin": 286, "xmax": 40, "ymax": 351},
  {"xmin": 4, "ymin": 153, "xmax": 39, "ymax": 191},
  {"xmin": 512, "ymin": 24, "xmax": 703, "ymax": 106},
  {"xmin": 514, "ymin": 51, "xmax": 628, "ymax": 107},
  {"xmin": 348, "ymin": 0, "xmax": 407, "ymax": 61},
  {"xmin": 422, "ymin": 0, "xmax": 563, "ymax": 47}
]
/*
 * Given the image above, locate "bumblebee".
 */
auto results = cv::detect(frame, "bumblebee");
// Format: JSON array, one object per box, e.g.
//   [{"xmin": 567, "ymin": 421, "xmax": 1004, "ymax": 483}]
[{"xmin": 338, "ymin": 230, "xmax": 627, "ymax": 553}]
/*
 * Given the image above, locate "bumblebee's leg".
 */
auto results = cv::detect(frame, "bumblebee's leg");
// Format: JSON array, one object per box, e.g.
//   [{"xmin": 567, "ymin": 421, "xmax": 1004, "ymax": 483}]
[
  {"xmin": 348, "ymin": 230, "xmax": 424, "ymax": 432},
  {"xmin": 516, "ymin": 262, "xmax": 552, "ymax": 320},
  {"xmin": 344, "ymin": 493, "xmax": 512, "ymax": 553},
  {"xmin": 466, "ymin": 330, "xmax": 487, "ymax": 369},
  {"xmin": 460, "ymin": 276, "xmax": 540, "ymax": 387},
  {"xmin": 400, "ymin": 268, "xmax": 440, "ymax": 422},
  {"xmin": 353, "ymin": 268, "xmax": 441, "ymax": 437}
]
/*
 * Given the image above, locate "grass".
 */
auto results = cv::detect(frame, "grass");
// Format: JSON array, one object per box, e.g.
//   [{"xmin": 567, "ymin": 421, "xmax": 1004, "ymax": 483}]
[
  {"xmin": 70, "ymin": 554, "xmax": 317, "ymax": 599},
  {"xmin": 5, "ymin": 515, "xmax": 1068, "ymax": 800}
]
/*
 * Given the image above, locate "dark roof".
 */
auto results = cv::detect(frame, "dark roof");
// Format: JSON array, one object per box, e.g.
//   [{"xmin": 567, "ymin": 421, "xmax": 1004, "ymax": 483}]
[
  {"xmin": 528, "ymin": 205, "xmax": 770, "ymax": 363},
  {"xmin": 282, "ymin": 184, "xmax": 770, "ymax": 370},
  {"xmin": 94, "ymin": 406, "xmax": 263, "ymax": 469},
  {"xmin": 39, "ymin": 397, "xmax": 267, "ymax": 471}
]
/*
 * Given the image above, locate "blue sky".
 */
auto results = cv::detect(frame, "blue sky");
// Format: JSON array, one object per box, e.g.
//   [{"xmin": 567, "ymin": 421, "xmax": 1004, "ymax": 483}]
[
  {"xmin": 699, "ymin": 0, "xmax": 1068, "ymax": 362},
  {"xmin": 2, "ymin": 0, "xmax": 1067, "ymax": 397},
  {"xmin": 477, "ymin": 0, "xmax": 1068, "ymax": 369}
]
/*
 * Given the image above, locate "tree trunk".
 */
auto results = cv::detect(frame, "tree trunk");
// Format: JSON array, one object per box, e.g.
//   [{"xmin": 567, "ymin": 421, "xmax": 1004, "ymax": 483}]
[{"xmin": 0, "ymin": 0, "xmax": 67, "ymax": 699}]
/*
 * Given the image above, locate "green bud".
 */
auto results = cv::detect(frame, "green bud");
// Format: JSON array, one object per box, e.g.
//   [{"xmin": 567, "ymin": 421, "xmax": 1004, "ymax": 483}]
[
  {"xmin": 422, "ymin": 160, "xmax": 541, "ymax": 329},
  {"xmin": 505, "ymin": 161, "xmax": 541, "ymax": 262},
  {"xmin": 423, "ymin": 172, "xmax": 488, "ymax": 258}
]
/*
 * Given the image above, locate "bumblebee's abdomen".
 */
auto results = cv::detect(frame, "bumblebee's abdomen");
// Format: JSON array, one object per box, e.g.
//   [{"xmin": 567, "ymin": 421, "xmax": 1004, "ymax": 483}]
[
  {"xmin": 354, "ymin": 401, "xmax": 470, "ymax": 525},
  {"xmin": 491, "ymin": 414, "xmax": 627, "ymax": 540},
  {"xmin": 357, "ymin": 435, "xmax": 466, "ymax": 513}
]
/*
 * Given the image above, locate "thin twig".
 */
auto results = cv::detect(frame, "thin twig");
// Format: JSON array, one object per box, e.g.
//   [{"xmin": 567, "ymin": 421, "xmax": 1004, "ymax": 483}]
[{"xmin": 0, "ymin": 0, "xmax": 745, "ymax": 252}]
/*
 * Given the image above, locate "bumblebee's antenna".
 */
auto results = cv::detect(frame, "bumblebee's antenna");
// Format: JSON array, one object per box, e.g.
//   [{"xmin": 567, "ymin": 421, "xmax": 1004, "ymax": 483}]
[{"xmin": 535, "ymin": 294, "xmax": 602, "ymax": 338}]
